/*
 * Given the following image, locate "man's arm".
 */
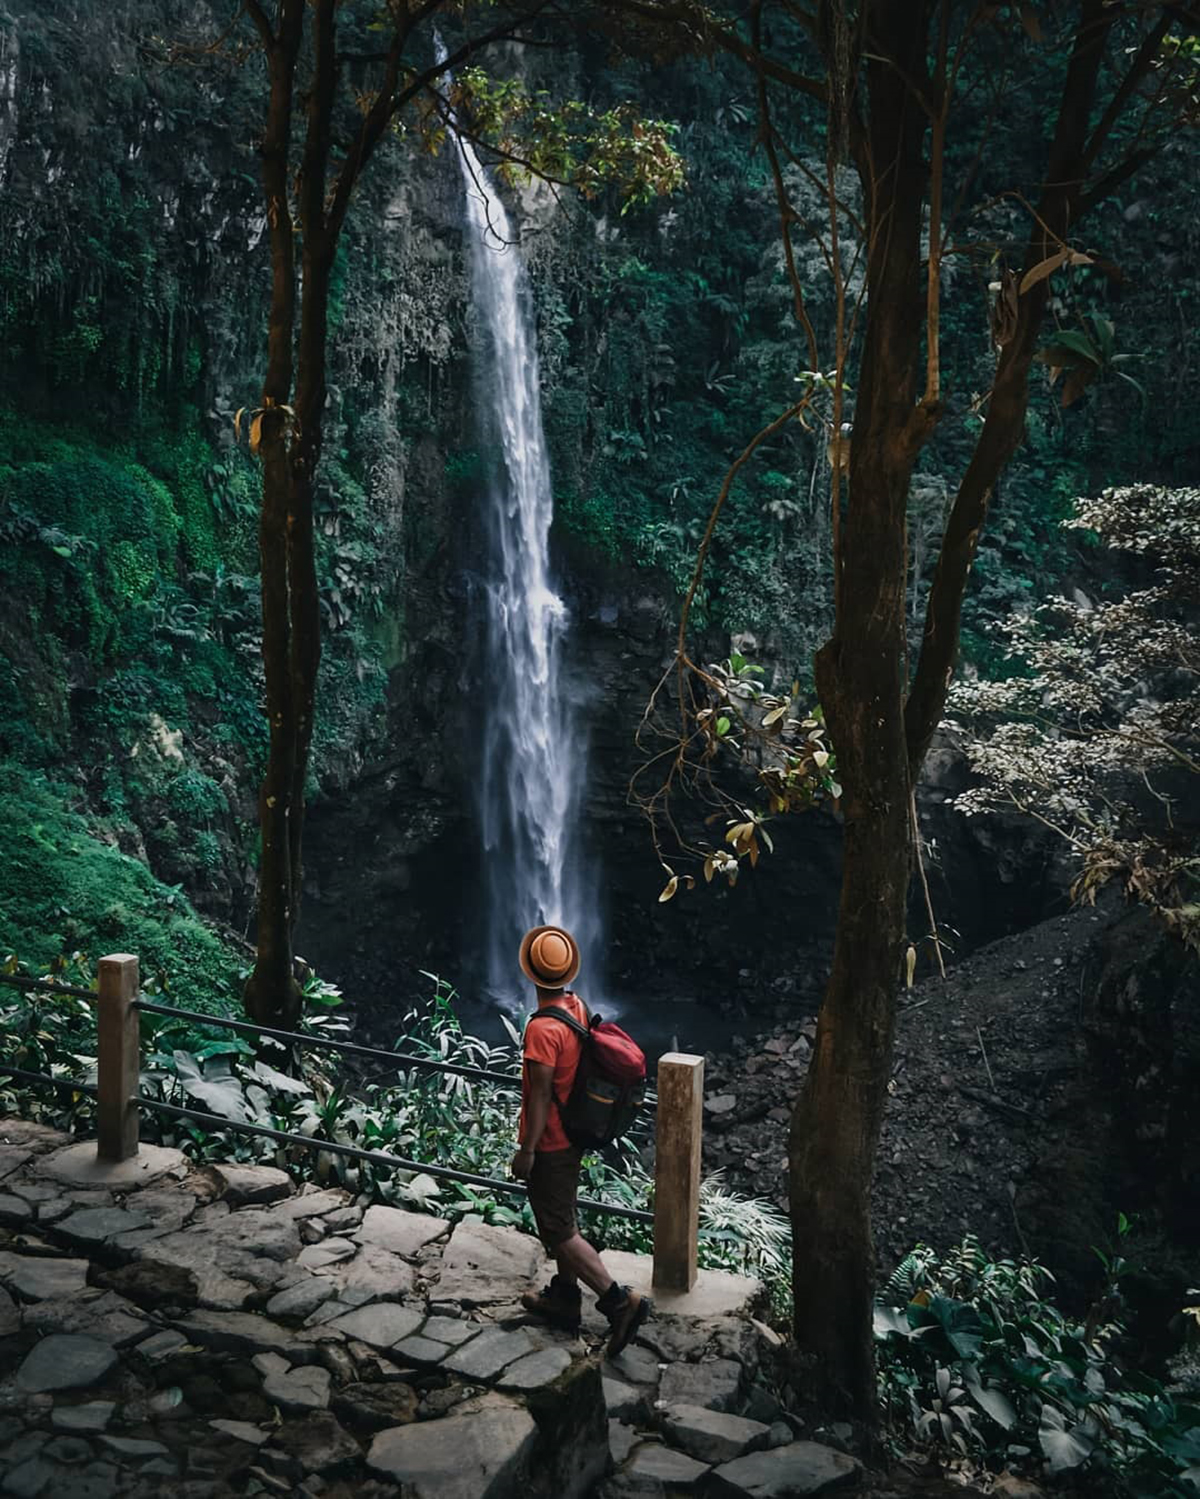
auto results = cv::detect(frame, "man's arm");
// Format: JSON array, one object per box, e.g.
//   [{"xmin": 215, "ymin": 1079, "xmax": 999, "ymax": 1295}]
[{"xmin": 512, "ymin": 1060, "xmax": 555, "ymax": 1181}]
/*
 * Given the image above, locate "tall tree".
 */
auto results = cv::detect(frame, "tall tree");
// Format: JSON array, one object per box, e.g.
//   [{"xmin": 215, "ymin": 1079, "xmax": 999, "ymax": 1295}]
[
  {"xmin": 634, "ymin": 0, "xmax": 1198, "ymax": 1414},
  {"xmin": 234, "ymin": 0, "xmax": 680, "ymax": 1027}
]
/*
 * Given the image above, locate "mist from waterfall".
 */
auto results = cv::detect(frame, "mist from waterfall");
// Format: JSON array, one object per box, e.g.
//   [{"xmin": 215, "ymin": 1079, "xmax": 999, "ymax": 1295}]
[{"xmin": 452, "ymin": 129, "xmax": 598, "ymax": 1007}]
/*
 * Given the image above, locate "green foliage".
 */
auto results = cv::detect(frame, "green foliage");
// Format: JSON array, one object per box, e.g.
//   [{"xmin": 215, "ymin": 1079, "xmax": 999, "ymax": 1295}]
[
  {"xmin": 0, "ymin": 765, "xmax": 243, "ymax": 1011},
  {"xmin": 875, "ymin": 1236, "xmax": 1200, "ymax": 1494},
  {"xmin": 450, "ymin": 69, "xmax": 684, "ymax": 210}
]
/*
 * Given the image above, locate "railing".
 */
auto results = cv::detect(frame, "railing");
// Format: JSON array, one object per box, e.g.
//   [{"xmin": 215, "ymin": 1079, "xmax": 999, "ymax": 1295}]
[{"xmin": 0, "ymin": 954, "xmax": 705, "ymax": 1291}]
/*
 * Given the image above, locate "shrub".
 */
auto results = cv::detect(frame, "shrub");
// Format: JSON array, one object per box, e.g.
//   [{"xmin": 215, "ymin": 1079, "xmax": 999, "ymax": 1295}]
[{"xmin": 875, "ymin": 1235, "xmax": 1200, "ymax": 1494}]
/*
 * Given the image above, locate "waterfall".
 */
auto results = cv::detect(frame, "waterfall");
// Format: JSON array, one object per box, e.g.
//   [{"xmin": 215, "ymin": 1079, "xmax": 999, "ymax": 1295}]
[{"xmin": 452, "ymin": 126, "xmax": 597, "ymax": 1006}]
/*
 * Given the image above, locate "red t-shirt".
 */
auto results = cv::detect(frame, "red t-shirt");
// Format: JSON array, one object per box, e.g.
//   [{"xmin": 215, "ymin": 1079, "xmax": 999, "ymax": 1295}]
[{"xmin": 520, "ymin": 993, "xmax": 587, "ymax": 1154}]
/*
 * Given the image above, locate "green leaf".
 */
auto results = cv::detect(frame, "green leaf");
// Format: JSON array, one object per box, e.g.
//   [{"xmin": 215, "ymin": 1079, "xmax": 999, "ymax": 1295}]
[
  {"xmin": 907, "ymin": 1294, "xmax": 985, "ymax": 1359},
  {"xmin": 961, "ymin": 1361, "xmax": 1018, "ymax": 1430},
  {"xmin": 250, "ymin": 1060, "xmax": 311, "ymax": 1095},
  {"xmin": 873, "ymin": 1304, "xmax": 912, "ymax": 1339},
  {"xmin": 1037, "ymin": 329, "xmax": 1101, "ymax": 365},
  {"xmin": 1038, "ymin": 1404, "xmax": 1098, "ymax": 1473}
]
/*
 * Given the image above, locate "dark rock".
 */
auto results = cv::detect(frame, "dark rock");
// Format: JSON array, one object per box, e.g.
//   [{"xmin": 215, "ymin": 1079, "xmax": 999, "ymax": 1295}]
[
  {"xmin": 94, "ymin": 1259, "xmax": 198, "ymax": 1309},
  {"xmin": 42, "ymin": 1436, "xmax": 92, "ymax": 1466},
  {"xmin": 658, "ymin": 1358, "xmax": 742, "ymax": 1413},
  {"xmin": 24, "ymin": 1289, "xmax": 149, "ymax": 1348},
  {"xmin": 16, "ymin": 1335, "xmax": 118, "ymax": 1394},
  {"xmin": 496, "ymin": 1347, "xmax": 571, "ymax": 1390},
  {"xmin": 367, "ymin": 1393, "xmax": 536, "ymax": 1496},
  {"xmin": 0, "ymin": 1194, "xmax": 34, "ymax": 1227},
  {"xmin": 661, "ymin": 1402, "xmax": 771, "ymax": 1464},
  {"xmin": 331, "ymin": 1380, "xmax": 420, "ymax": 1433},
  {"xmin": 627, "ymin": 1443, "xmax": 710, "ymax": 1487},
  {"xmin": 707, "ymin": 1441, "xmax": 862, "ymax": 1496},
  {"xmin": 50, "ymin": 1402, "xmax": 115, "ymax": 1434},
  {"xmin": 211, "ymin": 1164, "xmax": 294, "ymax": 1207},
  {"xmin": 274, "ymin": 1410, "xmax": 361, "ymax": 1473},
  {"xmin": 261, "ymin": 1363, "xmax": 332, "ymax": 1411},
  {"xmin": 0, "ymin": 1252, "xmax": 89, "ymax": 1301},
  {"xmin": 265, "ymin": 1277, "xmax": 335, "ymax": 1321},
  {"xmin": 442, "ymin": 1326, "xmax": 535, "ymax": 1381},
  {"xmin": 56, "ymin": 1208, "xmax": 150, "ymax": 1244}
]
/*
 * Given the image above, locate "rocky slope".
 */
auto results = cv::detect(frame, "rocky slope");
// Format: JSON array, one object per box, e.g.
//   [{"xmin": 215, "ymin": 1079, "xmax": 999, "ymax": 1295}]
[{"xmin": 701, "ymin": 894, "xmax": 1199, "ymax": 1318}]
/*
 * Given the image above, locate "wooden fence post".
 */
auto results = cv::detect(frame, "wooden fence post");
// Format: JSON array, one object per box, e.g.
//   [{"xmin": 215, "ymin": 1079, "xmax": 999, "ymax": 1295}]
[
  {"xmin": 97, "ymin": 953, "xmax": 140, "ymax": 1163},
  {"xmin": 652, "ymin": 1051, "xmax": 704, "ymax": 1293}
]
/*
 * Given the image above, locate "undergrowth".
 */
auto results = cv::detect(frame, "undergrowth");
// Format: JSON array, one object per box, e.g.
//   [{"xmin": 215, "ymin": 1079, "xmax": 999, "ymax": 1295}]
[{"xmin": 875, "ymin": 1235, "xmax": 1200, "ymax": 1495}]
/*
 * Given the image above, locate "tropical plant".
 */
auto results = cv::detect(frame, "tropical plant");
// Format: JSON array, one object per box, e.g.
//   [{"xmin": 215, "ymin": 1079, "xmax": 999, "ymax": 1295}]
[{"xmin": 875, "ymin": 1235, "xmax": 1200, "ymax": 1494}]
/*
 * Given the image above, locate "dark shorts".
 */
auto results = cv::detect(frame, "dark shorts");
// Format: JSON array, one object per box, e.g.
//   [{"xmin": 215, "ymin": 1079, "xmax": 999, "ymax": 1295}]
[{"xmin": 527, "ymin": 1147, "xmax": 582, "ymax": 1250}]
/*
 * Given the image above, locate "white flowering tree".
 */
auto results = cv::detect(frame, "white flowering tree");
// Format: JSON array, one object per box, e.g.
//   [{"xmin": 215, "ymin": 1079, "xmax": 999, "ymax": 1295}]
[{"xmin": 946, "ymin": 485, "xmax": 1200, "ymax": 949}]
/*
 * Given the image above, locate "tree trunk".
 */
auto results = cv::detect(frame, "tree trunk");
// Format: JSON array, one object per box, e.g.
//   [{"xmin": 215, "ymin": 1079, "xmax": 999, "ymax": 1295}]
[
  {"xmin": 788, "ymin": 0, "xmax": 930, "ymax": 1416},
  {"xmin": 245, "ymin": 2, "xmax": 305, "ymax": 1029}
]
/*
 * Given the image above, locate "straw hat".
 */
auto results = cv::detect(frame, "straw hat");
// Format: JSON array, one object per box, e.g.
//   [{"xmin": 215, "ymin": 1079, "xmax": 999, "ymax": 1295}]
[{"xmin": 519, "ymin": 925, "xmax": 581, "ymax": 989}]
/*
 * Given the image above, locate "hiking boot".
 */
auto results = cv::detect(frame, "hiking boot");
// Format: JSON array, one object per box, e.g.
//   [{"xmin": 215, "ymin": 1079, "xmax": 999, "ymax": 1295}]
[
  {"xmin": 521, "ymin": 1275, "xmax": 583, "ymax": 1334},
  {"xmin": 602, "ymin": 1287, "xmax": 652, "ymax": 1358}
]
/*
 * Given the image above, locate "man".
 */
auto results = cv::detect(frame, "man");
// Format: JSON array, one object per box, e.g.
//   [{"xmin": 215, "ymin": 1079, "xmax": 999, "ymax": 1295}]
[{"xmin": 510, "ymin": 924, "xmax": 650, "ymax": 1355}]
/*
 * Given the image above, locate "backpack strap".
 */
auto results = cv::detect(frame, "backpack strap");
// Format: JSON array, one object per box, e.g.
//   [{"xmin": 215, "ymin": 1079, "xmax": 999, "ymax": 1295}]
[
  {"xmin": 527, "ymin": 1007, "xmax": 590, "ymax": 1041},
  {"xmin": 525, "ymin": 998, "xmax": 591, "ymax": 1118}
]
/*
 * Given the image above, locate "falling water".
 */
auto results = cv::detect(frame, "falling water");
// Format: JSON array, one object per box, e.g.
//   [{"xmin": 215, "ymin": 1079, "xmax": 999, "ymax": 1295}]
[{"xmin": 453, "ymin": 128, "xmax": 597, "ymax": 1005}]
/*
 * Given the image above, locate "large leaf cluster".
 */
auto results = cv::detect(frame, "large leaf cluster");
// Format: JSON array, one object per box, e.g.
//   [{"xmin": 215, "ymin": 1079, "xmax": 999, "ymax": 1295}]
[{"xmin": 875, "ymin": 1236, "xmax": 1200, "ymax": 1494}]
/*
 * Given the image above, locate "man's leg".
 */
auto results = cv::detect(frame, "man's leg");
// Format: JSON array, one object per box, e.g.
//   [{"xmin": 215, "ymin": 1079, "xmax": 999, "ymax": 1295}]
[
  {"xmin": 526, "ymin": 1150, "xmax": 651, "ymax": 1354},
  {"xmin": 554, "ymin": 1231, "xmax": 615, "ymax": 1295}
]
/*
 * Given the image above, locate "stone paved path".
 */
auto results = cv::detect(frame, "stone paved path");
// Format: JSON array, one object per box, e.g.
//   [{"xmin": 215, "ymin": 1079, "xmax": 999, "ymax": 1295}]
[{"xmin": 0, "ymin": 1119, "xmax": 862, "ymax": 1497}]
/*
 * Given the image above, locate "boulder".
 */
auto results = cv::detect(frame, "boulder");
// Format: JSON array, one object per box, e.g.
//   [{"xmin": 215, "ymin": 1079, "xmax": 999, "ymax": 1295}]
[
  {"xmin": 41, "ymin": 1140, "xmax": 186, "ymax": 1189},
  {"xmin": 322, "ymin": 1241, "xmax": 414, "ymax": 1300},
  {"xmin": 298, "ymin": 1237, "xmax": 357, "ymax": 1271},
  {"xmin": 421, "ymin": 1314, "xmax": 480, "ymax": 1346},
  {"xmin": 603, "ymin": 1376, "xmax": 650, "ymax": 1422},
  {"xmin": 274, "ymin": 1410, "xmax": 361, "ymax": 1473},
  {"xmin": 392, "ymin": 1334, "xmax": 452, "ymax": 1365},
  {"xmin": 136, "ymin": 1207, "xmax": 301, "ymax": 1307},
  {"xmin": 357, "ymin": 1204, "xmax": 450, "ymax": 1258},
  {"xmin": 627, "ymin": 1443, "xmax": 710, "ymax": 1486},
  {"xmin": 609, "ymin": 1420, "xmax": 639, "ymax": 1465},
  {"xmin": 24, "ymin": 1288, "xmax": 150, "ymax": 1347},
  {"xmin": 332, "ymin": 1380, "xmax": 420, "ymax": 1433},
  {"xmin": 661, "ymin": 1403, "xmax": 771, "ymax": 1465},
  {"xmin": 266, "ymin": 1277, "xmax": 337, "ymax": 1320},
  {"xmin": 434, "ymin": 1221, "xmax": 542, "ymax": 1306},
  {"xmin": 212, "ymin": 1163, "xmax": 295, "ymax": 1206},
  {"xmin": 496, "ymin": 1347, "xmax": 571, "ymax": 1391},
  {"xmin": 658, "ymin": 1359, "xmax": 743, "ymax": 1413},
  {"xmin": 605, "ymin": 1345, "xmax": 661, "ymax": 1387},
  {"xmin": 0, "ymin": 1193, "xmax": 33, "ymax": 1226},
  {"xmin": 443, "ymin": 1326, "xmax": 536, "ymax": 1381},
  {"xmin": 261, "ymin": 1363, "xmax": 332, "ymax": 1411},
  {"xmin": 16, "ymin": 1334, "xmax": 119, "ymax": 1393},
  {"xmin": 327, "ymin": 1302, "xmax": 422, "ymax": 1348},
  {"xmin": 93, "ymin": 1258, "xmax": 198, "ymax": 1309},
  {"xmin": 173, "ymin": 1308, "xmax": 300, "ymax": 1358},
  {"xmin": 0, "ymin": 1251, "xmax": 90, "ymax": 1300},
  {"xmin": 56, "ymin": 1207, "xmax": 151, "ymax": 1244},
  {"xmin": 276, "ymin": 1187, "xmax": 351, "ymax": 1220},
  {"xmin": 209, "ymin": 1419, "xmax": 270, "ymax": 1446},
  {"xmin": 368, "ymin": 1393, "xmax": 537, "ymax": 1497},
  {"xmin": 707, "ymin": 1441, "xmax": 863, "ymax": 1497},
  {"xmin": 50, "ymin": 1402, "xmax": 116, "ymax": 1434}
]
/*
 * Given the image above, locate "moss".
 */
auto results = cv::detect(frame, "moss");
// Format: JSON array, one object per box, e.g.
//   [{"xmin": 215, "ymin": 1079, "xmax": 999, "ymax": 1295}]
[{"xmin": 0, "ymin": 763, "xmax": 241, "ymax": 1012}]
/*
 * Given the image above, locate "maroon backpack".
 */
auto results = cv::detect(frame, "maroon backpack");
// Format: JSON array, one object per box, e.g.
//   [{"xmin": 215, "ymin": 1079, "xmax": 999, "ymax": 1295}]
[{"xmin": 527, "ymin": 999, "xmax": 647, "ymax": 1149}]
